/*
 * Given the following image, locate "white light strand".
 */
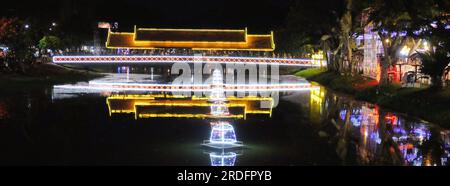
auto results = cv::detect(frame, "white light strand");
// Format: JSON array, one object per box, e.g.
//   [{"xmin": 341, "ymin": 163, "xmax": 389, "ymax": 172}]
[{"xmin": 52, "ymin": 55, "xmax": 325, "ymax": 67}]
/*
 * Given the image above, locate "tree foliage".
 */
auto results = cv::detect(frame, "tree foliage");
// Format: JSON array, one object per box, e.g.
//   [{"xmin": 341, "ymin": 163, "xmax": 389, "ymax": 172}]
[
  {"xmin": 0, "ymin": 17, "xmax": 35, "ymax": 63},
  {"xmin": 38, "ymin": 36, "xmax": 61, "ymax": 50},
  {"xmin": 419, "ymin": 48, "xmax": 449, "ymax": 89},
  {"xmin": 277, "ymin": 0, "xmax": 344, "ymax": 56},
  {"xmin": 281, "ymin": 0, "xmax": 368, "ymax": 73},
  {"xmin": 368, "ymin": 0, "xmax": 447, "ymax": 85},
  {"xmin": 418, "ymin": 12, "xmax": 450, "ymax": 89}
]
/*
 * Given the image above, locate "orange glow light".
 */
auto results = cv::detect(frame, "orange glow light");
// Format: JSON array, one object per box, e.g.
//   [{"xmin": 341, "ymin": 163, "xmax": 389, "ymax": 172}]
[{"xmin": 106, "ymin": 27, "xmax": 275, "ymax": 51}]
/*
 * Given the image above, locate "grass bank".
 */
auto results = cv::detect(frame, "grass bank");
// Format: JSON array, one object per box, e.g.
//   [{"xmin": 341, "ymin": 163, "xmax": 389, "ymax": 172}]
[
  {"xmin": 296, "ymin": 68, "xmax": 450, "ymax": 128},
  {"xmin": 0, "ymin": 63, "xmax": 103, "ymax": 88}
]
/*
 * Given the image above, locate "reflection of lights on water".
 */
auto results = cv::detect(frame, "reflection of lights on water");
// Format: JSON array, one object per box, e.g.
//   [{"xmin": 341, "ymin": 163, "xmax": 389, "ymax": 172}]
[
  {"xmin": 393, "ymin": 128, "xmax": 407, "ymax": 135},
  {"xmin": 412, "ymin": 127, "xmax": 431, "ymax": 141},
  {"xmin": 210, "ymin": 102, "xmax": 230, "ymax": 116},
  {"xmin": 309, "ymin": 87, "xmax": 326, "ymax": 122},
  {"xmin": 391, "ymin": 123, "xmax": 434, "ymax": 165},
  {"xmin": 370, "ymin": 132, "xmax": 381, "ymax": 144},
  {"xmin": 210, "ymin": 70, "xmax": 226, "ymax": 101},
  {"xmin": 0, "ymin": 101, "xmax": 10, "ymax": 119},
  {"xmin": 209, "ymin": 69, "xmax": 230, "ymax": 116},
  {"xmin": 54, "ymin": 82, "xmax": 318, "ymax": 93},
  {"xmin": 104, "ymin": 93, "xmax": 273, "ymax": 119},
  {"xmin": 339, "ymin": 109, "xmax": 363, "ymax": 127},
  {"xmin": 209, "ymin": 152, "xmax": 238, "ymax": 166},
  {"xmin": 204, "ymin": 120, "xmax": 243, "ymax": 166},
  {"xmin": 52, "ymin": 69, "xmax": 319, "ymax": 93},
  {"xmin": 211, "ymin": 69, "xmax": 224, "ymax": 86},
  {"xmin": 210, "ymin": 90, "xmax": 227, "ymax": 101},
  {"xmin": 385, "ymin": 113, "xmax": 398, "ymax": 125},
  {"xmin": 351, "ymin": 115, "xmax": 362, "ymax": 127},
  {"xmin": 442, "ymin": 131, "xmax": 450, "ymax": 149},
  {"xmin": 336, "ymin": 105, "xmax": 447, "ymax": 165},
  {"xmin": 339, "ymin": 110, "xmax": 346, "ymax": 121}
]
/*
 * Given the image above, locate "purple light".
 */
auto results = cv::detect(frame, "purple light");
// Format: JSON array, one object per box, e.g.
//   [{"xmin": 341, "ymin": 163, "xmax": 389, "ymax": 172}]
[
  {"xmin": 393, "ymin": 127, "xmax": 407, "ymax": 135},
  {"xmin": 339, "ymin": 110, "xmax": 347, "ymax": 121}
]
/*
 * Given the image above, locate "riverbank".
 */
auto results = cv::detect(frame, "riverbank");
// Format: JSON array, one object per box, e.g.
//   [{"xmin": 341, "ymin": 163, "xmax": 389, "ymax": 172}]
[
  {"xmin": 0, "ymin": 63, "xmax": 103, "ymax": 88},
  {"xmin": 296, "ymin": 68, "xmax": 450, "ymax": 128}
]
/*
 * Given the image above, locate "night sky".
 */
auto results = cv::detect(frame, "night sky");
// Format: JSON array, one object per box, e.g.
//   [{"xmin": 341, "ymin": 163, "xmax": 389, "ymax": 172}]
[{"xmin": 1, "ymin": 0, "xmax": 292, "ymax": 33}]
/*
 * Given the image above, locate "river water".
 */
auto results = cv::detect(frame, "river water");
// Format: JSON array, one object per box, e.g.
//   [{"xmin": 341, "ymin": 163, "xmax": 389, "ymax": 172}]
[{"xmin": 0, "ymin": 73, "xmax": 448, "ymax": 166}]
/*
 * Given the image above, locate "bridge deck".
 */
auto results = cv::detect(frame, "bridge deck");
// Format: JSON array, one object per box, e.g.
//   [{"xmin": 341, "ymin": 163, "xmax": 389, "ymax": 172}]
[{"xmin": 52, "ymin": 55, "xmax": 325, "ymax": 67}]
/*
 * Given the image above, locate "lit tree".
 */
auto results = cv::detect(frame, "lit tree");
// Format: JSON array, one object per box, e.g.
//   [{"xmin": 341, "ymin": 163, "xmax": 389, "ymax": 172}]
[
  {"xmin": 38, "ymin": 36, "xmax": 61, "ymax": 52},
  {"xmin": 368, "ymin": 0, "xmax": 443, "ymax": 85}
]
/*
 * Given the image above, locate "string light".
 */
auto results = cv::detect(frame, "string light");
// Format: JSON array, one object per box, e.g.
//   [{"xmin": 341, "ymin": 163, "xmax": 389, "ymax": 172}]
[
  {"xmin": 106, "ymin": 27, "xmax": 274, "ymax": 51},
  {"xmin": 53, "ymin": 55, "xmax": 324, "ymax": 67}
]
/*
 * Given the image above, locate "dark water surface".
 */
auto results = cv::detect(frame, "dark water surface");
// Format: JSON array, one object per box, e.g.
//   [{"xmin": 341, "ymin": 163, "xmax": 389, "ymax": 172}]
[{"xmin": 0, "ymin": 74, "xmax": 448, "ymax": 166}]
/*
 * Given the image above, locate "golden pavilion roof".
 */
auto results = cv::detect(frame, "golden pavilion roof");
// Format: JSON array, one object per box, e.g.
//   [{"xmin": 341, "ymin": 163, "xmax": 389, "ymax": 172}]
[{"xmin": 106, "ymin": 26, "xmax": 275, "ymax": 51}]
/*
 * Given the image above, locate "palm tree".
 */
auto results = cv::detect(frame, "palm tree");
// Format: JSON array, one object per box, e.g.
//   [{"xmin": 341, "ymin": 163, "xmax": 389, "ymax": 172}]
[
  {"xmin": 418, "ymin": 16, "xmax": 450, "ymax": 90},
  {"xmin": 418, "ymin": 47, "xmax": 449, "ymax": 89}
]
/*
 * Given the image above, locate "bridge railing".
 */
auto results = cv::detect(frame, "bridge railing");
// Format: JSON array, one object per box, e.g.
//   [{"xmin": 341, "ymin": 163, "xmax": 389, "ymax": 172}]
[
  {"xmin": 54, "ymin": 48, "xmax": 308, "ymax": 60},
  {"xmin": 52, "ymin": 55, "xmax": 326, "ymax": 67}
]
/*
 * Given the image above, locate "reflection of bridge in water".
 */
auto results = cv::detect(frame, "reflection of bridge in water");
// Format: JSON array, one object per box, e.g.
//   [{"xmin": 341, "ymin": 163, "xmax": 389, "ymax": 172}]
[
  {"xmin": 52, "ymin": 55, "xmax": 325, "ymax": 67},
  {"xmin": 58, "ymin": 82, "xmax": 319, "ymax": 92},
  {"xmin": 202, "ymin": 121, "xmax": 244, "ymax": 166},
  {"xmin": 103, "ymin": 70, "xmax": 318, "ymax": 120},
  {"xmin": 107, "ymin": 94, "xmax": 273, "ymax": 119}
]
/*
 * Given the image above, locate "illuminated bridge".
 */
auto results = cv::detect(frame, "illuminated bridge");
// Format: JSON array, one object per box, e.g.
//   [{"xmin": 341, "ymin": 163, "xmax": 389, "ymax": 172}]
[
  {"xmin": 52, "ymin": 55, "xmax": 325, "ymax": 67},
  {"xmin": 53, "ymin": 27, "xmax": 326, "ymax": 67}
]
